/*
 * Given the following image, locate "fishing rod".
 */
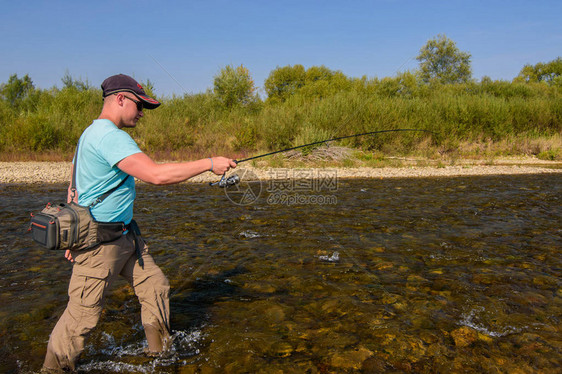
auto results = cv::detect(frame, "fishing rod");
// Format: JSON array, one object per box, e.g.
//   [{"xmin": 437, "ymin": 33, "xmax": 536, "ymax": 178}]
[{"xmin": 210, "ymin": 128, "xmax": 434, "ymax": 187}]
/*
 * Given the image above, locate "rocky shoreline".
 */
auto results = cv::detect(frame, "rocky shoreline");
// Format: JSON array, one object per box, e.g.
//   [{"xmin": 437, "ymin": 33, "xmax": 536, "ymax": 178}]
[{"xmin": 1, "ymin": 159, "xmax": 561, "ymax": 184}]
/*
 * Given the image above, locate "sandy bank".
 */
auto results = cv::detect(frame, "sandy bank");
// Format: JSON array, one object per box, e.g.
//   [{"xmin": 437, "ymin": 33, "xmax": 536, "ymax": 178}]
[{"xmin": 1, "ymin": 159, "xmax": 561, "ymax": 184}]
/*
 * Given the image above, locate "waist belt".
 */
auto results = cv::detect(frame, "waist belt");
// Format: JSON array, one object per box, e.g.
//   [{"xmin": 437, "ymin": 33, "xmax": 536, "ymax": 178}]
[{"xmin": 126, "ymin": 220, "xmax": 144, "ymax": 268}]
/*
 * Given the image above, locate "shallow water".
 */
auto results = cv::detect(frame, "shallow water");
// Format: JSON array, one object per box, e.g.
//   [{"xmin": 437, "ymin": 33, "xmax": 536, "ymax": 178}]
[{"xmin": 1, "ymin": 174, "xmax": 561, "ymax": 373}]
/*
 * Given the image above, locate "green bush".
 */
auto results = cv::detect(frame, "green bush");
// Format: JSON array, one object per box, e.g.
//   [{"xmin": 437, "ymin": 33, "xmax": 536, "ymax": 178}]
[
  {"xmin": 0, "ymin": 71, "xmax": 561, "ymax": 161},
  {"xmin": 537, "ymin": 149, "xmax": 561, "ymax": 161}
]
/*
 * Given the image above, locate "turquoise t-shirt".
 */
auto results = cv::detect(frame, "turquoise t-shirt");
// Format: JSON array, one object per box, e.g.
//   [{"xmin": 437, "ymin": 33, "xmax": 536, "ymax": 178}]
[{"xmin": 75, "ymin": 119, "xmax": 142, "ymax": 224}]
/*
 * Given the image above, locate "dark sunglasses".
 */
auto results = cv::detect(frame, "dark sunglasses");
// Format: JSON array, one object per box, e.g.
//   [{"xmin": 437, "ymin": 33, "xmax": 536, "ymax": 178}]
[{"xmin": 115, "ymin": 93, "xmax": 143, "ymax": 111}]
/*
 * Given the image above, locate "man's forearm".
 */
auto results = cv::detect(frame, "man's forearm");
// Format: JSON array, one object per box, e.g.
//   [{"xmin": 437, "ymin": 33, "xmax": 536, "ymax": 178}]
[
  {"xmin": 142, "ymin": 158, "xmax": 213, "ymax": 185},
  {"xmin": 117, "ymin": 153, "xmax": 214, "ymax": 185}
]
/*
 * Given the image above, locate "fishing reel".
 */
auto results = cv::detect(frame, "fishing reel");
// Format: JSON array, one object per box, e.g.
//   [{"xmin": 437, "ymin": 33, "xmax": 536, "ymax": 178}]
[{"xmin": 209, "ymin": 173, "xmax": 240, "ymax": 188}]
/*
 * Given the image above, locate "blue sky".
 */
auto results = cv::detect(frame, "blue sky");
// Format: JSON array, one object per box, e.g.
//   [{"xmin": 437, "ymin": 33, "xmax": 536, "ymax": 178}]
[{"xmin": 1, "ymin": 0, "xmax": 560, "ymax": 97}]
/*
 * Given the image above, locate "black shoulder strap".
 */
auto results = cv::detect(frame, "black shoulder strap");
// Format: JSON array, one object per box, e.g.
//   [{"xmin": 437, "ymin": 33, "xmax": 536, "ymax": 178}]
[
  {"xmin": 89, "ymin": 175, "xmax": 130, "ymax": 208},
  {"xmin": 70, "ymin": 142, "xmax": 80, "ymax": 201},
  {"xmin": 71, "ymin": 138, "xmax": 131, "ymax": 208}
]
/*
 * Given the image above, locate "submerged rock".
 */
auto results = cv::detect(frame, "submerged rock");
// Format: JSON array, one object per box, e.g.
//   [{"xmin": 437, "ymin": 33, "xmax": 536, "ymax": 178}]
[
  {"xmin": 451, "ymin": 326, "xmax": 478, "ymax": 347},
  {"xmin": 264, "ymin": 305, "xmax": 286, "ymax": 323},
  {"xmin": 362, "ymin": 356, "xmax": 390, "ymax": 371},
  {"xmin": 242, "ymin": 282, "xmax": 277, "ymax": 294},
  {"xmin": 330, "ymin": 346, "xmax": 374, "ymax": 370},
  {"xmin": 374, "ymin": 261, "xmax": 394, "ymax": 270},
  {"xmin": 381, "ymin": 293, "xmax": 401, "ymax": 305},
  {"xmin": 267, "ymin": 341, "xmax": 294, "ymax": 358}
]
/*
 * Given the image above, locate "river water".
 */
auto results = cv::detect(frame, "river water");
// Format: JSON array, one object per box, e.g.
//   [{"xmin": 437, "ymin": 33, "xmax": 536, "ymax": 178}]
[{"xmin": 1, "ymin": 173, "xmax": 560, "ymax": 373}]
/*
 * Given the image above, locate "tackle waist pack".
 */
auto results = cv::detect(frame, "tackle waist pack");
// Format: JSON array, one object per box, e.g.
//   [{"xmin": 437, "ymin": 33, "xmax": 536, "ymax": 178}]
[
  {"xmin": 29, "ymin": 141, "xmax": 130, "ymax": 251},
  {"xmin": 30, "ymin": 201, "xmax": 128, "ymax": 251}
]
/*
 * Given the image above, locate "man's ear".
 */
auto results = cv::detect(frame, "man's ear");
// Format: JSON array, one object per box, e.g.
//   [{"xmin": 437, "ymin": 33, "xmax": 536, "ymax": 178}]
[{"xmin": 114, "ymin": 93, "xmax": 124, "ymax": 107}]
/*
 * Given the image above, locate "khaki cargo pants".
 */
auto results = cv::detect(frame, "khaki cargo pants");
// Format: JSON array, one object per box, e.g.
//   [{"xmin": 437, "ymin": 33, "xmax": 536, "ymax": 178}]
[{"xmin": 42, "ymin": 232, "xmax": 170, "ymax": 372}]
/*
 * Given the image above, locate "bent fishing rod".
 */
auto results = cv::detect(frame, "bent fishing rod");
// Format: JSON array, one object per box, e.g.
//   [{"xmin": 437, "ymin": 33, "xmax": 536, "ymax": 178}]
[{"xmin": 210, "ymin": 128, "xmax": 434, "ymax": 187}]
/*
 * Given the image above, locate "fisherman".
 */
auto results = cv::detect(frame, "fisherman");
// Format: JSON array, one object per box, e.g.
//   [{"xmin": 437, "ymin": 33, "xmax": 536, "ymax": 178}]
[{"xmin": 41, "ymin": 74, "xmax": 236, "ymax": 373}]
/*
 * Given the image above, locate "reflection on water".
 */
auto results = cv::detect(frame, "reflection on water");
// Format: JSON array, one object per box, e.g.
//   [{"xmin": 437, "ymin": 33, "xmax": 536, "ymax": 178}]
[{"xmin": 1, "ymin": 174, "xmax": 561, "ymax": 373}]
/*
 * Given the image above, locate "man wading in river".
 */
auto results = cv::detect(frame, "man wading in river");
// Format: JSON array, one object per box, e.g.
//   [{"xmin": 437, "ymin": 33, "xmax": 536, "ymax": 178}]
[{"xmin": 42, "ymin": 74, "xmax": 236, "ymax": 373}]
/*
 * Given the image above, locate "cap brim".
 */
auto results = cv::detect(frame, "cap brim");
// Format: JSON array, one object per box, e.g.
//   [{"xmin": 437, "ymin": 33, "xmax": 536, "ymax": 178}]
[{"xmin": 136, "ymin": 94, "xmax": 161, "ymax": 110}]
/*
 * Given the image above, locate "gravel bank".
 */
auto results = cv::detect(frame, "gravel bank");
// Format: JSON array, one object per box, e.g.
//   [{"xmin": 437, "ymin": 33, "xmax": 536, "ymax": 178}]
[{"xmin": 1, "ymin": 160, "xmax": 560, "ymax": 184}]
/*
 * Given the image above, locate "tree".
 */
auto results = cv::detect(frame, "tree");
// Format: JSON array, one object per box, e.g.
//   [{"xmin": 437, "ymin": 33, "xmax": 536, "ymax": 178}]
[
  {"xmin": 0, "ymin": 74, "xmax": 34, "ymax": 105},
  {"xmin": 264, "ymin": 64, "xmax": 306, "ymax": 102},
  {"xmin": 264, "ymin": 64, "xmax": 351, "ymax": 102},
  {"xmin": 61, "ymin": 70, "xmax": 92, "ymax": 91},
  {"xmin": 213, "ymin": 64, "xmax": 257, "ymax": 107},
  {"xmin": 515, "ymin": 57, "xmax": 562, "ymax": 85},
  {"xmin": 305, "ymin": 65, "xmax": 335, "ymax": 82},
  {"xmin": 416, "ymin": 34, "xmax": 472, "ymax": 84},
  {"xmin": 299, "ymin": 66, "xmax": 351, "ymax": 98}
]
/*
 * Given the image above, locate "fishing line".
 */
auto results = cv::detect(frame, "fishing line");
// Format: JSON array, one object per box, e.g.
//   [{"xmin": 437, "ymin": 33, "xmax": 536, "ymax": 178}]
[{"xmin": 149, "ymin": 54, "xmax": 188, "ymax": 93}]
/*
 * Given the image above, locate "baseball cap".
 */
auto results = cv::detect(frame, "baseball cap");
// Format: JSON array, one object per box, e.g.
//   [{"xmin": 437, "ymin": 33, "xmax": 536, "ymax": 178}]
[{"xmin": 101, "ymin": 74, "xmax": 161, "ymax": 109}]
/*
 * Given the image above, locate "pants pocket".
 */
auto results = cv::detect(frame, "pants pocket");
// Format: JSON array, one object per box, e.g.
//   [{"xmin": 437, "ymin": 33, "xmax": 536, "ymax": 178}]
[{"xmin": 69, "ymin": 265, "xmax": 110, "ymax": 308}]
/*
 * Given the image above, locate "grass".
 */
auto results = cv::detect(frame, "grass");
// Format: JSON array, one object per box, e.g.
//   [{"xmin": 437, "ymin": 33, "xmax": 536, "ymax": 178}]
[{"xmin": 1, "ymin": 78, "xmax": 561, "ymax": 164}]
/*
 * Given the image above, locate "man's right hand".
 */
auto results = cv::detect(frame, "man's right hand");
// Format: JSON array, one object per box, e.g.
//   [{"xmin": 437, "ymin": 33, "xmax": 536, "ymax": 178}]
[{"xmin": 209, "ymin": 157, "xmax": 237, "ymax": 175}]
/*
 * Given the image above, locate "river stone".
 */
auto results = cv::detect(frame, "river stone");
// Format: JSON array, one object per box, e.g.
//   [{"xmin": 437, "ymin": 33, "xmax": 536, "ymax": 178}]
[
  {"xmin": 330, "ymin": 346, "xmax": 374, "ymax": 370},
  {"xmin": 513, "ymin": 291, "xmax": 548, "ymax": 306},
  {"xmin": 265, "ymin": 305, "xmax": 286, "ymax": 322},
  {"xmin": 392, "ymin": 301, "xmax": 408, "ymax": 312},
  {"xmin": 267, "ymin": 341, "xmax": 294, "ymax": 357},
  {"xmin": 381, "ymin": 293, "xmax": 401, "ymax": 304},
  {"xmin": 361, "ymin": 356, "xmax": 388, "ymax": 371},
  {"xmin": 532, "ymin": 275, "xmax": 557, "ymax": 288},
  {"xmin": 431, "ymin": 278, "xmax": 450, "ymax": 291},
  {"xmin": 368, "ymin": 318, "xmax": 387, "ymax": 328},
  {"xmin": 411, "ymin": 315, "xmax": 434, "ymax": 329},
  {"xmin": 320, "ymin": 299, "xmax": 339, "ymax": 313},
  {"xmin": 179, "ymin": 365, "xmax": 198, "ymax": 374},
  {"xmin": 375, "ymin": 261, "xmax": 394, "ymax": 270},
  {"xmin": 477, "ymin": 332, "xmax": 494, "ymax": 344},
  {"xmin": 471, "ymin": 273, "xmax": 496, "ymax": 285},
  {"xmin": 407, "ymin": 274, "xmax": 429, "ymax": 283},
  {"xmin": 419, "ymin": 330, "xmax": 440, "ymax": 344},
  {"xmin": 398, "ymin": 265, "xmax": 410, "ymax": 272},
  {"xmin": 437, "ymin": 290, "xmax": 452, "ymax": 298},
  {"xmin": 243, "ymin": 282, "xmax": 277, "ymax": 293},
  {"xmin": 451, "ymin": 326, "xmax": 478, "ymax": 347},
  {"xmin": 426, "ymin": 342, "xmax": 449, "ymax": 358},
  {"xmin": 308, "ymin": 329, "xmax": 359, "ymax": 354},
  {"xmin": 294, "ymin": 340, "xmax": 308, "ymax": 353}
]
